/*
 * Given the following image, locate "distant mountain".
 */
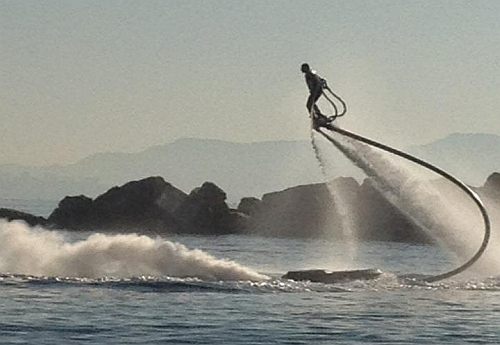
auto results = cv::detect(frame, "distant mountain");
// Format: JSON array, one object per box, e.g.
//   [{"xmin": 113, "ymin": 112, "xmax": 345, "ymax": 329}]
[
  {"xmin": 64, "ymin": 138, "xmax": 333, "ymax": 201},
  {"xmin": 0, "ymin": 133, "xmax": 497, "ymax": 202},
  {"xmin": 0, "ymin": 139, "xmax": 331, "ymax": 202},
  {"xmin": 407, "ymin": 133, "xmax": 500, "ymax": 185}
]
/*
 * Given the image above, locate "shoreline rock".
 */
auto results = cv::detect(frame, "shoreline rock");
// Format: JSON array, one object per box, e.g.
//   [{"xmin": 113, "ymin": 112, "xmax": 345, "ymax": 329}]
[
  {"xmin": 0, "ymin": 208, "xmax": 49, "ymax": 227},
  {"xmin": 1, "ymin": 172, "xmax": 498, "ymax": 243}
]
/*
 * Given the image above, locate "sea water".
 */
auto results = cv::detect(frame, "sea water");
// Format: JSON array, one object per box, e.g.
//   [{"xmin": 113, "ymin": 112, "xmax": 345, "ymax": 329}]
[
  {"xmin": 0, "ymin": 222, "xmax": 499, "ymax": 345},
  {"xmin": 0, "ymin": 198, "xmax": 58, "ymax": 218}
]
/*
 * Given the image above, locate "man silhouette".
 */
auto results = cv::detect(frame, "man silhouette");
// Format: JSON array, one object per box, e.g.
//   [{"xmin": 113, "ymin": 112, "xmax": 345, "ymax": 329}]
[{"xmin": 301, "ymin": 63, "xmax": 325, "ymax": 118}]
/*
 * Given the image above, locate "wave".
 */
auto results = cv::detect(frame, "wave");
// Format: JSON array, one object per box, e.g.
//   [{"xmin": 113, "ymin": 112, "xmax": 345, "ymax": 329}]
[
  {"xmin": 1, "ymin": 271, "xmax": 498, "ymax": 293},
  {"xmin": 0, "ymin": 220, "xmax": 268, "ymax": 282}
]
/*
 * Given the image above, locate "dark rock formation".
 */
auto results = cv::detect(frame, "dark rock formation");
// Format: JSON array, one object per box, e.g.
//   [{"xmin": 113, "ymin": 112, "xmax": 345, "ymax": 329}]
[
  {"xmin": 48, "ymin": 195, "xmax": 94, "ymax": 229},
  {"xmin": 246, "ymin": 177, "xmax": 433, "ymax": 243},
  {"xmin": 237, "ymin": 197, "xmax": 261, "ymax": 217},
  {"xmin": 249, "ymin": 182, "xmax": 340, "ymax": 238},
  {"xmin": 355, "ymin": 179, "xmax": 433, "ymax": 243},
  {"xmin": 49, "ymin": 176, "xmax": 187, "ymax": 232},
  {"xmin": 175, "ymin": 182, "xmax": 247, "ymax": 235},
  {"xmin": 245, "ymin": 172, "xmax": 500, "ymax": 243},
  {"xmin": 48, "ymin": 177, "xmax": 244, "ymax": 235},
  {"xmin": 3, "ymin": 172, "xmax": 498, "ymax": 242},
  {"xmin": 0, "ymin": 208, "xmax": 49, "ymax": 227}
]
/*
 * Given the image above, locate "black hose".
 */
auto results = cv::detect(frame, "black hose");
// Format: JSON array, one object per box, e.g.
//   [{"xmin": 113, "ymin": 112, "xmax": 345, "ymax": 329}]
[
  {"xmin": 317, "ymin": 125, "xmax": 491, "ymax": 283},
  {"xmin": 322, "ymin": 86, "xmax": 347, "ymax": 118}
]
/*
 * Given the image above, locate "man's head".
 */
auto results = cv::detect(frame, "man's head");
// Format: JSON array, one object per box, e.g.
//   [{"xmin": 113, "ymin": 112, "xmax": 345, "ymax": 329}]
[{"xmin": 301, "ymin": 63, "xmax": 310, "ymax": 73}]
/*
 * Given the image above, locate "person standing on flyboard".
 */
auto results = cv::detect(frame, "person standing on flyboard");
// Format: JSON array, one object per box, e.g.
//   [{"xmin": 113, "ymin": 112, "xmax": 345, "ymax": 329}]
[{"xmin": 301, "ymin": 63, "xmax": 335, "ymax": 128}]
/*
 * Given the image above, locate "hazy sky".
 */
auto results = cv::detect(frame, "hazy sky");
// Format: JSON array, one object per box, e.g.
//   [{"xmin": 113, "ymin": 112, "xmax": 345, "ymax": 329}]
[{"xmin": 2, "ymin": 0, "xmax": 499, "ymax": 166}]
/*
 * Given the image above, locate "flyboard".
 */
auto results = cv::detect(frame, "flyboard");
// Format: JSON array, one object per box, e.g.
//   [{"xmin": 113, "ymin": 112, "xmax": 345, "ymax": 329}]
[
  {"xmin": 283, "ymin": 268, "xmax": 382, "ymax": 284},
  {"xmin": 283, "ymin": 89, "xmax": 491, "ymax": 285}
]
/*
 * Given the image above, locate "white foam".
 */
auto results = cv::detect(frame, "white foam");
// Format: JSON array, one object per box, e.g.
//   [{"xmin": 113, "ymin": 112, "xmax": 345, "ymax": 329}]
[{"xmin": 0, "ymin": 220, "xmax": 268, "ymax": 281}]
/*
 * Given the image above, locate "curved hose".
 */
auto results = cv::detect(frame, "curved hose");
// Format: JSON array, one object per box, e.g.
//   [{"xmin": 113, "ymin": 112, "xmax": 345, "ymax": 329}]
[
  {"xmin": 322, "ymin": 86, "xmax": 347, "ymax": 118},
  {"xmin": 317, "ymin": 125, "xmax": 491, "ymax": 283}
]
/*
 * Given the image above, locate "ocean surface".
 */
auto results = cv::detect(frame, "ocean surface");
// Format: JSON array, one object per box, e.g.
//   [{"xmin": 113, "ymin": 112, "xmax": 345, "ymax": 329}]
[
  {"xmin": 0, "ymin": 198, "xmax": 58, "ymax": 218},
  {"xmin": 0, "ymin": 200, "xmax": 499, "ymax": 344}
]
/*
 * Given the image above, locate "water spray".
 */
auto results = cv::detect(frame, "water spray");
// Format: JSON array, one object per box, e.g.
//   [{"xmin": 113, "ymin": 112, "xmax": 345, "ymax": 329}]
[
  {"xmin": 310, "ymin": 131, "xmax": 358, "ymax": 260},
  {"xmin": 0, "ymin": 220, "xmax": 268, "ymax": 281},
  {"xmin": 317, "ymin": 126, "xmax": 491, "ymax": 283}
]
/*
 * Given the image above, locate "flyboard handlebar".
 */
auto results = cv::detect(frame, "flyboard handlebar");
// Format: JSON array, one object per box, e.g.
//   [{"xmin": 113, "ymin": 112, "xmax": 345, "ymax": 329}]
[{"xmin": 321, "ymin": 81, "xmax": 347, "ymax": 119}]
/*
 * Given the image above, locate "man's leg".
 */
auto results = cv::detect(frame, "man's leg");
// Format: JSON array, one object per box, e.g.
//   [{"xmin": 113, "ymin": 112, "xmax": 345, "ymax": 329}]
[
  {"xmin": 306, "ymin": 96, "xmax": 315, "ymax": 116},
  {"xmin": 312, "ymin": 91, "xmax": 322, "ymax": 116},
  {"xmin": 307, "ymin": 93, "xmax": 323, "ymax": 117}
]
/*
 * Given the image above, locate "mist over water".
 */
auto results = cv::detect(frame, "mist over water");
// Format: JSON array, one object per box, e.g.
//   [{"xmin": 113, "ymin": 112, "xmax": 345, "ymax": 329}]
[
  {"xmin": 311, "ymin": 131, "xmax": 359, "ymax": 262},
  {"xmin": 318, "ymin": 129, "xmax": 500, "ymax": 277},
  {"xmin": 0, "ymin": 220, "xmax": 268, "ymax": 281}
]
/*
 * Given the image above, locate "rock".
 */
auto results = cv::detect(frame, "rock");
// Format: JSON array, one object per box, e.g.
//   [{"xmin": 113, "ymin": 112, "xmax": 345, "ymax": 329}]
[
  {"xmin": 250, "ymin": 182, "xmax": 339, "ymax": 238},
  {"xmin": 32, "ymin": 171, "xmax": 500, "ymax": 241},
  {"xmin": 175, "ymin": 182, "xmax": 246, "ymax": 234},
  {"xmin": 355, "ymin": 178, "xmax": 432, "ymax": 243},
  {"xmin": 0, "ymin": 208, "xmax": 49, "ymax": 227},
  {"xmin": 48, "ymin": 177, "xmax": 246, "ymax": 235},
  {"xmin": 49, "ymin": 176, "xmax": 187, "ymax": 232},
  {"xmin": 48, "ymin": 195, "xmax": 93, "ymax": 229},
  {"xmin": 246, "ymin": 177, "xmax": 433, "ymax": 243},
  {"xmin": 237, "ymin": 197, "xmax": 261, "ymax": 216}
]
